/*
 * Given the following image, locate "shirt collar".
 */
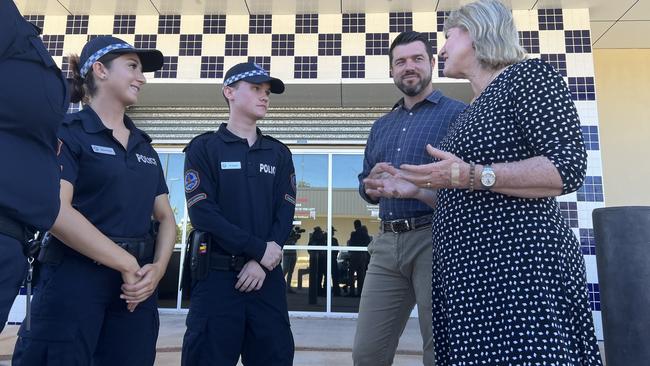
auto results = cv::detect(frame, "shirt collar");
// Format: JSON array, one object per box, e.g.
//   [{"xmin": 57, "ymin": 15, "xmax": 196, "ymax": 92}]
[
  {"xmin": 392, "ymin": 89, "xmax": 443, "ymax": 111},
  {"xmin": 77, "ymin": 106, "xmax": 150, "ymax": 142},
  {"xmin": 217, "ymin": 123, "xmax": 271, "ymax": 149}
]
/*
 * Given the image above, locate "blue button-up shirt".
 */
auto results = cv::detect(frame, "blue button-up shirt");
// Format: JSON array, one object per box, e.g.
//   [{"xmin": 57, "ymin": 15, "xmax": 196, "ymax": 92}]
[{"xmin": 359, "ymin": 90, "xmax": 466, "ymax": 220}]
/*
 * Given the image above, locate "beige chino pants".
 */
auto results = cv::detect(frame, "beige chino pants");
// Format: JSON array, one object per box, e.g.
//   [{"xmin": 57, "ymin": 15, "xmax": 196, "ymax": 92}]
[{"xmin": 352, "ymin": 224, "xmax": 434, "ymax": 366}]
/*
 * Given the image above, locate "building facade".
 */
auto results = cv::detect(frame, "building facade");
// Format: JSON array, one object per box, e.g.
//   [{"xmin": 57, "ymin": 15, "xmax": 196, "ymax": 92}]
[{"xmin": 10, "ymin": 0, "xmax": 611, "ymax": 340}]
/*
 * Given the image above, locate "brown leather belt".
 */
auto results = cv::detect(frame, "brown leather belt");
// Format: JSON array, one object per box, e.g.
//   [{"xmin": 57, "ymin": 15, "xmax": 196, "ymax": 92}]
[{"xmin": 381, "ymin": 215, "xmax": 433, "ymax": 233}]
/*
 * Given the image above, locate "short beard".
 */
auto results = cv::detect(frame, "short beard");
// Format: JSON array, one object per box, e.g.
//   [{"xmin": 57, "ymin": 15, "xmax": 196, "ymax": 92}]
[{"xmin": 396, "ymin": 72, "xmax": 432, "ymax": 97}]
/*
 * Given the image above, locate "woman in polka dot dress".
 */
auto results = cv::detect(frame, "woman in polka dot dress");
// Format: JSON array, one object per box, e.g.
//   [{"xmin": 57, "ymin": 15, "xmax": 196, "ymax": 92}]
[{"xmin": 373, "ymin": 0, "xmax": 603, "ymax": 364}]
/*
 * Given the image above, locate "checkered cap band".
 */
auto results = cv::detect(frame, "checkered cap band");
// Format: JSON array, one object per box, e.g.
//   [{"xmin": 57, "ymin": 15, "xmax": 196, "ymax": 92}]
[
  {"xmin": 224, "ymin": 69, "xmax": 269, "ymax": 86},
  {"xmin": 80, "ymin": 43, "xmax": 134, "ymax": 78}
]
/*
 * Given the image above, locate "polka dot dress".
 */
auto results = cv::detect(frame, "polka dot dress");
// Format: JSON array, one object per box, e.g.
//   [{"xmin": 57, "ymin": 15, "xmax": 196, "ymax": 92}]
[{"xmin": 431, "ymin": 58, "xmax": 602, "ymax": 365}]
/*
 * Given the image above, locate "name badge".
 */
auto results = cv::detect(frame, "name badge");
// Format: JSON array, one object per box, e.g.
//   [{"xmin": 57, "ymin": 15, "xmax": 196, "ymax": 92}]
[
  {"xmin": 91, "ymin": 145, "xmax": 116, "ymax": 155},
  {"xmin": 221, "ymin": 161, "xmax": 241, "ymax": 170}
]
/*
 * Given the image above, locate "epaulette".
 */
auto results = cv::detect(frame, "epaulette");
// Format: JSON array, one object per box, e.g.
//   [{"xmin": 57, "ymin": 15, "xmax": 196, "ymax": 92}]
[
  {"xmin": 140, "ymin": 130, "xmax": 153, "ymax": 143},
  {"xmin": 264, "ymin": 135, "xmax": 291, "ymax": 153},
  {"xmin": 62, "ymin": 111, "xmax": 82, "ymax": 125},
  {"xmin": 183, "ymin": 131, "xmax": 214, "ymax": 152}
]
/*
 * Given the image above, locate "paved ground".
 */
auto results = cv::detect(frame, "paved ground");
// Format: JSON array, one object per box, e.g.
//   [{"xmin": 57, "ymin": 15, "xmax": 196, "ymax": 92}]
[
  {"xmin": 0, "ymin": 313, "xmax": 605, "ymax": 365},
  {"xmin": 0, "ymin": 313, "xmax": 423, "ymax": 366}
]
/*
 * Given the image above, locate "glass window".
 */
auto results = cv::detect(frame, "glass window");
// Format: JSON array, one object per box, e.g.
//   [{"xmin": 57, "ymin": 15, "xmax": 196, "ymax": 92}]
[
  {"xmin": 152, "ymin": 149, "xmax": 378, "ymax": 315},
  {"xmin": 331, "ymin": 154, "xmax": 379, "ymax": 312},
  {"xmin": 284, "ymin": 154, "xmax": 328, "ymax": 312},
  {"xmin": 157, "ymin": 152, "xmax": 187, "ymax": 309}
]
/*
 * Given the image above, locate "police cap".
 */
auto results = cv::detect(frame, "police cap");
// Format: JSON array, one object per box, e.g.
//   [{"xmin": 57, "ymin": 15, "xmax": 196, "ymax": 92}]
[
  {"xmin": 223, "ymin": 62, "xmax": 285, "ymax": 94},
  {"xmin": 78, "ymin": 36, "xmax": 164, "ymax": 78}
]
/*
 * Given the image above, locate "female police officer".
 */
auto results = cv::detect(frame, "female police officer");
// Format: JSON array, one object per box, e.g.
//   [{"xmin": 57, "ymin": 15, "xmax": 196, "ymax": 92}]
[
  {"xmin": 12, "ymin": 36, "xmax": 176, "ymax": 366},
  {"xmin": 0, "ymin": 0, "xmax": 68, "ymax": 332}
]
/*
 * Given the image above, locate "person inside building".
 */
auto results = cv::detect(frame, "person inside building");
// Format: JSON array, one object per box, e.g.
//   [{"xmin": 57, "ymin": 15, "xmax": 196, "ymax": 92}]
[
  {"xmin": 12, "ymin": 36, "xmax": 177, "ymax": 366},
  {"xmin": 0, "ymin": 0, "xmax": 68, "ymax": 333},
  {"xmin": 181, "ymin": 62, "xmax": 296, "ymax": 366},
  {"xmin": 367, "ymin": 0, "xmax": 603, "ymax": 364},
  {"xmin": 346, "ymin": 220, "xmax": 371, "ymax": 297},
  {"xmin": 308, "ymin": 226, "xmax": 327, "ymax": 298}
]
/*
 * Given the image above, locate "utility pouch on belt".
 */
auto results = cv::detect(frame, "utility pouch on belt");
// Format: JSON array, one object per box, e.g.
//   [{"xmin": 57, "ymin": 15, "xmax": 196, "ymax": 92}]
[
  {"xmin": 37, "ymin": 233, "xmax": 64, "ymax": 265},
  {"xmin": 181, "ymin": 229, "xmax": 211, "ymax": 291}
]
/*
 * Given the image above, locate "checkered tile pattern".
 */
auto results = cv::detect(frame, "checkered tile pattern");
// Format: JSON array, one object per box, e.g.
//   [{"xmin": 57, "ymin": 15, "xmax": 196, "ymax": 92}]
[
  {"xmin": 32, "ymin": 11, "xmax": 596, "ymax": 85},
  {"xmin": 23, "ymin": 15, "xmax": 44, "ymax": 29},
  {"xmin": 113, "ymin": 15, "xmax": 136, "ymax": 34},
  {"xmin": 18, "ymin": 7, "xmax": 605, "ymax": 340}
]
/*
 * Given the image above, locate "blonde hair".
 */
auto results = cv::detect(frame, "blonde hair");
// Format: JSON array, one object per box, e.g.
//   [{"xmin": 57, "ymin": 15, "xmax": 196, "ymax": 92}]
[{"xmin": 443, "ymin": 0, "xmax": 526, "ymax": 69}]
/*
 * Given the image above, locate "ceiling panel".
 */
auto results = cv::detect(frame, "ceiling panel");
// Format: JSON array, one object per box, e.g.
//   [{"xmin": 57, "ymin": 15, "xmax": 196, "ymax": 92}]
[
  {"xmin": 342, "ymin": 0, "xmax": 438, "ymax": 14},
  {"xmin": 245, "ymin": 0, "xmax": 341, "ymax": 15},
  {"xmin": 436, "ymin": 0, "xmax": 537, "ymax": 11},
  {"xmin": 621, "ymin": 0, "xmax": 650, "ymax": 21},
  {"xmin": 589, "ymin": 21, "xmax": 615, "ymax": 45},
  {"xmin": 56, "ymin": 0, "xmax": 158, "ymax": 15},
  {"xmin": 591, "ymin": 20, "xmax": 650, "ymax": 48},
  {"xmin": 509, "ymin": 0, "xmax": 539, "ymax": 10},
  {"xmin": 138, "ymin": 80, "xmax": 473, "ymax": 107},
  {"xmin": 15, "ymin": 0, "xmax": 69, "ymax": 15},
  {"xmin": 150, "ymin": 0, "xmax": 248, "ymax": 15},
  {"xmin": 534, "ymin": 0, "xmax": 637, "ymax": 21}
]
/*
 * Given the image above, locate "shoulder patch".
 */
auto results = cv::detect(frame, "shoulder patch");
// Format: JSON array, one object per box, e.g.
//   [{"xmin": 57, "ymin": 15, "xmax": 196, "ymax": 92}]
[
  {"xmin": 183, "ymin": 131, "xmax": 215, "ymax": 152},
  {"xmin": 184, "ymin": 170, "xmax": 200, "ymax": 193}
]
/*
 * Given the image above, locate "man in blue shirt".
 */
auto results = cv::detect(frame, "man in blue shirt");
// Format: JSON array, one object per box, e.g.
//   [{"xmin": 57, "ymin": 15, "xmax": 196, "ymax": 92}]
[
  {"xmin": 353, "ymin": 31, "xmax": 466, "ymax": 366},
  {"xmin": 182, "ymin": 62, "xmax": 296, "ymax": 366}
]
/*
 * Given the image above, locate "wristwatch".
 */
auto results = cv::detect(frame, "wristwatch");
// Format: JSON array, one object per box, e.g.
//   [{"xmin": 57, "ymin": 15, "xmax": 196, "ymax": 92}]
[{"xmin": 480, "ymin": 165, "xmax": 496, "ymax": 190}]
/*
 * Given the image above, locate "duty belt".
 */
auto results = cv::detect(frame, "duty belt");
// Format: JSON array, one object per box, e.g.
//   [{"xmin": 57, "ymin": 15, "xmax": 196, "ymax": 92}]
[
  {"xmin": 381, "ymin": 214, "xmax": 433, "ymax": 233},
  {"xmin": 111, "ymin": 236, "xmax": 155, "ymax": 260},
  {"xmin": 41, "ymin": 235, "xmax": 155, "ymax": 264},
  {"xmin": 0, "ymin": 214, "xmax": 26, "ymax": 242},
  {"xmin": 210, "ymin": 253, "xmax": 247, "ymax": 272}
]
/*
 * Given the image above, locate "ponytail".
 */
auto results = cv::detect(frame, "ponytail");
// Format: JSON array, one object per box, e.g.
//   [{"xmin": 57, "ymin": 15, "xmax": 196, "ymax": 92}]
[
  {"xmin": 66, "ymin": 52, "xmax": 121, "ymax": 104},
  {"xmin": 68, "ymin": 54, "xmax": 86, "ymax": 103}
]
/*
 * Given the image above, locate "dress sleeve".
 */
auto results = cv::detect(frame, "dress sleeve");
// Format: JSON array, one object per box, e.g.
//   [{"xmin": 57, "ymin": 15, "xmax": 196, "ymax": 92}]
[{"xmin": 511, "ymin": 58, "xmax": 587, "ymax": 194}]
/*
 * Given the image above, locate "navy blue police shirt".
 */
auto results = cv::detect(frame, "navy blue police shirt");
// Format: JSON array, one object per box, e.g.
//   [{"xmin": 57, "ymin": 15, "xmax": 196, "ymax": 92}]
[
  {"xmin": 58, "ymin": 106, "xmax": 168, "ymax": 238},
  {"xmin": 183, "ymin": 123, "xmax": 297, "ymax": 262},
  {"xmin": 0, "ymin": 0, "xmax": 69, "ymax": 230}
]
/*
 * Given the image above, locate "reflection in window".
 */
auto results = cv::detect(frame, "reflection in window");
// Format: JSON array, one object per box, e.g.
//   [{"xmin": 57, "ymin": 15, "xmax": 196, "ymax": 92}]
[
  {"xmin": 291, "ymin": 154, "xmax": 328, "ymax": 246},
  {"xmin": 331, "ymin": 154, "xmax": 378, "ymax": 312},
  {"xmin": 157, "ymin": 152, "xmax": 187, "ymax": 308}
]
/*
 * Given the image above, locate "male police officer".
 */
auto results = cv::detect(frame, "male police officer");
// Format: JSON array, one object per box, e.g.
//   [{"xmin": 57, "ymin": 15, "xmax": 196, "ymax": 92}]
[
  {"xmin": 0, "ymin": 0, "xmax": 68, "ymax": 332},
  {"xmin": 182, "ymin": 62, "xmax": 296, "ymax": 365}
]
